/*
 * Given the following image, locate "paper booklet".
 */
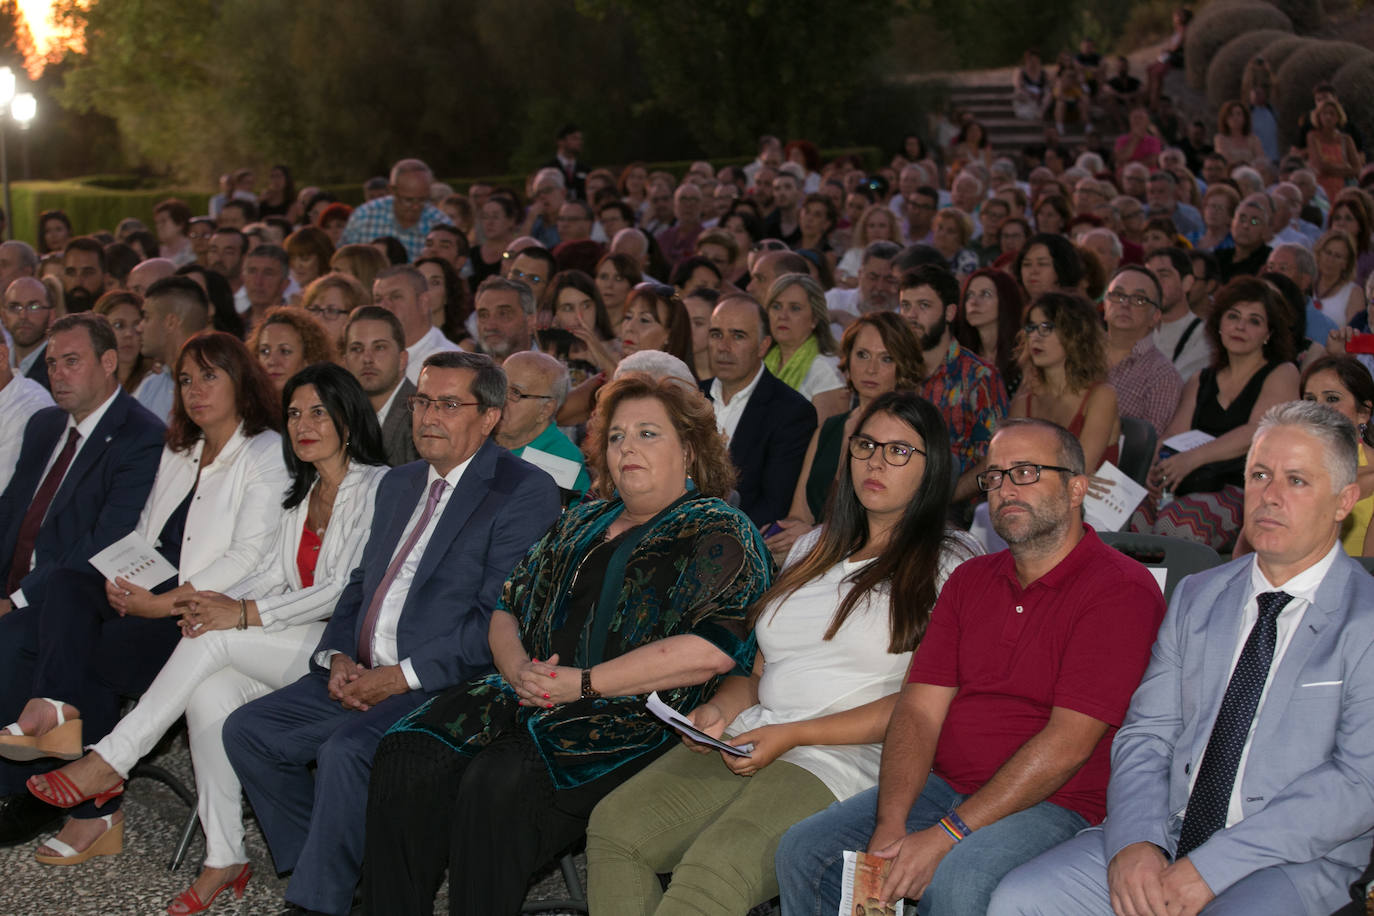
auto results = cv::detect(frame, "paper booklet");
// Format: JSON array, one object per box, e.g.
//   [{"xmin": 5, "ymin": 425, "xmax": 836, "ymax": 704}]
[
  {"xmin": 1083, "ymin": 460, "xmax": 1149, "ymax": 532},
  {"xmin": 1161, "ymin": 429, "xmax": 1216, "ymax": 453},
  {"xmin": 89, "ymin": 531, "xmax": 178, "ymax": 591},
  {"xmin": 520, "ymin": 446, "xmax": 583, "ymax": 490},
  {"xmin": 646, "ymin": 691, "xmax": 753, "ymax": 757},
  {"xmin": 838, "ymin": 850, "xmax": 905, "ymax": 916}
]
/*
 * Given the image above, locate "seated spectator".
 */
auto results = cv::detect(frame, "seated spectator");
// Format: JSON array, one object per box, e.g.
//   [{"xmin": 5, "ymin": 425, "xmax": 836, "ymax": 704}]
[
  {"xmin": 1261, "ymin": 245, "xmax": 1338, "ymax": 346},
  {"xmin": 1102, "ymin": 55, "xmax": 1142, "ymax": 132},
  {"xmin": 248, "ymin": 307, "xmax": 333, "ymax": 393},
  {"xmin": 949, "ymin": 120, "xmax": 993, "ymax": 169},
  {"xmin": 0, "ymin": 335, "xmax": 52, "ymax": 495},
  {"xmin": 1313, "ymin": 229, "xmax": 1366, "ymax": 324},
  {"xmin": 1147, "ymin": 170, "xmax": 1203, "ymax": 238},
  {"xmin": 1115, "ymin": 108, "xmax": 1162, "ymax": 173},
  {"xmin": 706, "ymin": 293, "xmax": 817, "ymax": 527},
  {"xmin": 1104, "ymin": 265, "xmax": 1184, "ymax": 436},
  {"xmin": 826, "ymin": 241, "xmax": 901, "ymax": 327},
  {"xmin": 283, "ymin": 226, "xmax": 335, "ymax": 300},
  {"xmin": 777, "ymin": 418, "xmax": 1166, "ymax": 916},
  {"xmin": 240, "ymin": 244, "xmax": 291, "ymax": 329},
  {"xmin": 301, "ymin": 271, "xmax": 369, "ymax": 361},
  {"xmin": 370, "ymin": 235, "xmax": 408, "ymax": 266},
  {"xmin": 154, "ymin": 199, "xmax": 195, "ymax": 268},
  {"xmin": 414, "ymin": 255, "xmax": 471, "ymax": 348},
  {"xmin": 1081, "ymin": 227, "xmax": 1123, "ymax": 279},
  {"xmin": 694, "ymin": 228, "xmax": 744, "ymax": 288},
  {"xmin": 1217, "ymin": 193, "xmax": 1275, "ymax": 281},
  {"xmin": 899, "ymin": 265, "xmax": 1009, "ymax": 502},
  {"xmin": 932, "ymin": 207, "xmax": 979, "ymax": 279},
  {"xmin": 682, "ymin": 287, "xmax": 718, "ymax": 382},
  {"xmin": 973, "ymin": 196, "xmax": 1012, "ymax": 265},
  {"xmin": 342, "ymin": 306, "xmax": 416, "ymax": 468},
  {"xmin": 0, "ymin": 330, "xmax": 285, "ymax": 864},
  {"xmin": 587, "ymin": 391, "xmax": 979, "ymax": 914},
  {"xmin": 1130, "ymin": 277, "xmax": 1299, "ymax": 549},
  {"xmin": 1299, "ymin": 355, "xmax": 1374, "ymax": 555},
  {"xmin": 1013, "ymin": 292, "xmax": 1121, "ymax": 471},
  {"xmin": 656, "ymin": 183, "xmax": 706, "ymax": 269},
  {"xmin": 29, "ymin": 363, "xmax": 385, "ymax": 911},
  {"xmin": 993, "ymin": 402, "xmax": 1374, "ymax": 916},
  {"xmin": 1142, "ymin": 215, "xmax": 1185, "ymax": 254},
  {"xmin": 339, "ymin": 159, "xmax": 453, "ymax": 261},
  {"xmin": 36, "ymin": 209, "xmax": 71, "ymax": 257},
  {"xmin": 177, "ymin": 262, "xmax": 243, "ymax": 339},
  {"xmin": 136, "ymin": 276, "xmax": 212, "ymax": 423},
  {"xmin": 218, "ymin": 200, "xmax": 257, "ymax": 233},
  {"xmin": 1197, "ymin": 183, "xmax": 1239, "ymax": 252},
  {"xmin": 763, "ymin": 274, "xmax": 848, "ymax": 424},
  {"xmin": 223, "ymin": 351, "xmax": 560, "ymax": 916},
  {"xmin": 1148, "ymin": 248, "xmax": 1213, "ymax": 382},
  {"xmin": 470, "ymin": 196, "xmax": 520, "ymax": 288},
  {"xmin": 493, "ymin": 350, "xmax": 589, "ymax": 500},
  {"xmin": 359, "ymin": 373, "xmax": 769, "ymax": 915},
  {"xmin": 1214, "ymin": 100, "xmax": 1268, "ymax": 170},
  {"xmin": 1033, "ymin": 194, "xmax": 1071, "ymax": 236},
  {"xmin": 996, "ymin": 217, "xmax": 1031, "ymax": 266},
  {"xmin": 796, "ymin": 193, "xmax": 838, "ymax": 265},
  {"xmin": 953, "ymin": 267, "xmax": 1026, "ymax": 397},
  {"xmin": 1308, "ymin": 100, "xmax": 1361, "ymax": 206},
  {"xmin": 670, "ymin": 255, "xmax": 722, "ymax": 299},
  {"xmin": 1012, "ymin": 51, "xmax": 1050, "ymax": 122},
  {"xmin": 1262, "ymin": 271, "xmax": 1327, "ymax": 371},
  {"xmin": 547, "ymin": 268, "xmax": 619, "ymax": 376},
  {"xmin": 1016, "ymin": 232, "xmax": 1085, "ymax": 303},
  {"xmin": 91, "ymin": 290, "xmax": 154, "ymax": 404},
  {"xmin": 594, "ymin": 251, "xmax": 640, "ymax": 329},
  {"xmin": 1328, "ymin": 197, "xmax": 1373, "ymax": 286},
  {"xmin": 1051, "ymin": 60, "xmax": 1087, "ymax": 134},
  {"xmin": 3, "ymin": 276, "xmax": 56, "ymax": 390},
  {"xmin": 375, "ymin": 264, "xmax": 461, "ymax": 381},
  {"xmin": 618, "ymin": 280, "xmax": 693, "ymax": 366}
]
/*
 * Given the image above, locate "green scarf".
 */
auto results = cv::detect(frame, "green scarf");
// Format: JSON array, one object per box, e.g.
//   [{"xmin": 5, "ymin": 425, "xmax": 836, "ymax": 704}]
[{"xmin": 765, "ymin": 335, "xmax": 820, "ymax": 391}]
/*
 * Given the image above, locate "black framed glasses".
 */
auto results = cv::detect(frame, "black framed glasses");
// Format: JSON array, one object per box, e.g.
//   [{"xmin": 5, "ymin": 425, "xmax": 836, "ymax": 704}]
[
  {"xmin": 1023, "ymin": 320, "xmax": 1056, "ymax": 337},
  {"xmin": 848, "ymin": 435, "xmax": 925, "ymax": 466},
  {"xmin": 976, "ymin": 463, "xmax": 1076, "ymax": 492},
  {"xmin": 305, "ymin": 304, "xmax": 349, "ymax": 321},
  {"xmin": 407, "ymin": 395, "xmax": 481, "ymax": 415},
  {"xmin": 506, "ymin": 388, "xmax": 553, "ymax": 404}
]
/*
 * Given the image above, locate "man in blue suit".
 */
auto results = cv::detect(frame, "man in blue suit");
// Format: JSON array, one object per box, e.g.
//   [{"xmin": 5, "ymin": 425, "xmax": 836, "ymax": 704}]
[
  {"xmin": 0, "ymin": 312, "xmax": 164, "ymax": 844},
  {"xmin": 991, "ymin": 400, "xmax": 1374, "ymax": 916},
  {"xmin": 224, "ymin": 350, "xmax": 561, "ymax": 916}
]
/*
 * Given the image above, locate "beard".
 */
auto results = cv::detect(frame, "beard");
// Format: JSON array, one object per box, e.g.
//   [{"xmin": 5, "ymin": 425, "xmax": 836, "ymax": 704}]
[
  {"xmin": 915, "ymin": 312, "xmax": 947, "ymax": 351},
  {"xmin": 65, "ymin": 285, "xmax": 96, "ymax": 313}
]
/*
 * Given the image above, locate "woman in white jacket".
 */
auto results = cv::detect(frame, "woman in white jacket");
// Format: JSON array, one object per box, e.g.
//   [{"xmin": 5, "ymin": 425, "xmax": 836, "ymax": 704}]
[{"xmin": 22, "ymin": 357, "xmax": 381, "ymax": 909}]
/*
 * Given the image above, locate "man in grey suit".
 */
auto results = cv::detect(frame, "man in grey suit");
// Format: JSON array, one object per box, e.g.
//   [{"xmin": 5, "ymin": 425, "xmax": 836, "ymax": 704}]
[
  {"xmin": 343, "ymin": 306, "xmax": 418, "ymax": 467},
  {"xmin": 991, "ymin": 400, "xmax": 1374, "ymax": 916}
]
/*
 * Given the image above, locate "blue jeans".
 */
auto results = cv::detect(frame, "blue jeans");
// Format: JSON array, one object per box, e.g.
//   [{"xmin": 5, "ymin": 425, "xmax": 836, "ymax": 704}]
[{"xmin": 775, "ymin": 773, "xmax": 1089, "ymax": 916}]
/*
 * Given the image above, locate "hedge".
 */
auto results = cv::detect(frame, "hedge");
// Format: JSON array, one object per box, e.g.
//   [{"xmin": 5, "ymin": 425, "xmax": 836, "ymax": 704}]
[
  {"xmin": 1263, "ymin": 0, "xmax": 1324, "ymax": 34},
  {"xmin": 1333, "ymin": 56, "xmax": 1374, "ymax": 172},
  {"xmin": 1255, "ymin": 34, "xmax": 1313, "ymax": 81},
  {"xmin": 1185, "ymin": 1, "xmax": 1293, "ymax": 89},
  {"xmin": 6, "ymin": 146, "xmax": 885, "ymax": 247},
  {"xmin": 1275, "ymin": 41, "xmax": 1374, "ymax": 151},
  {"xmin": 1205, "ymin": 29, "xmax": 1294, "ymax": 112}
]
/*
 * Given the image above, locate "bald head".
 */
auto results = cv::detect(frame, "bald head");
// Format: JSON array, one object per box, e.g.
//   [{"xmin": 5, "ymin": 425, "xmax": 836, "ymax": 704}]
[
  {"xmin": 610, "ymin": 228, "xmax": 649, "ymax": 273},
  {"xmin": 0, "ymin": 240, "xmax": 36, "ymax": 292},
  {"xmin": 129, "ymin": 258, "xmax": 176, "ymax": 298}
]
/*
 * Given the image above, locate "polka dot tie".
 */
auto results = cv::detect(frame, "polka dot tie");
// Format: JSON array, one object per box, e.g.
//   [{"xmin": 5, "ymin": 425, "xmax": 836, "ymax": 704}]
[{"xmin": 1176, "ymin": 590, "xmax": 1293, "ymax": 858}]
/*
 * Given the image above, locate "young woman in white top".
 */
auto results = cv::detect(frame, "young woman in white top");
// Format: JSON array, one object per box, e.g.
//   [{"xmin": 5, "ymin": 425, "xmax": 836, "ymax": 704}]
[
  {"xmin": 25, "ymin": 363, "xmax": 388, "ymax": 915},
  {"xmin": 762, "ymin": 273, "xmax": 849, "ymax": 424},
  {"xmin": 585, "ymin": 391, "xmax": 979, "ymax": 915}
]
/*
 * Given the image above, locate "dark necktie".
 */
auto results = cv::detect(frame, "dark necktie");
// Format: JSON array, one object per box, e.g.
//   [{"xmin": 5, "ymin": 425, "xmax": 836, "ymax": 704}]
[
  {"xmin": 1176, "ymin": 589, "xmax": 1293, "ymax": 857},
  {"xmin": 7, "ymin": 428, "xmax": 81, "ymax": 595},
  {"xmin": 356, "ymin": 478, "xmax": 447, "ymax": 668}
]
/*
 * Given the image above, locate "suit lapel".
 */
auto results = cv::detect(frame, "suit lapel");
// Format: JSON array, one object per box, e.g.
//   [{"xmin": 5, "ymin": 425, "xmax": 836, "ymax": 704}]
[
  {"xmin": 367, "ymin": 464, "xmax": 425, "ymax": 599},
  {"xmin": 410, "ymin": 440, "xmax": 496, "ymax": 591},
  {"xmin": 1193, "ymin": 564, "xmax": 1252, "ymax": 731},
  {"xmin": 47, "ymin": 394, "xmax": 127, "ymax": 520},
  {"xmin": 729, "ymin": 371, "xmax": 774, "ymax": 462}
]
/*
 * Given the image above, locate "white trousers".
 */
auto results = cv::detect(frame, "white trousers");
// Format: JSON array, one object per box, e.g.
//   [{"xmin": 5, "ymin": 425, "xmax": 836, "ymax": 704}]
[{"xmin": 90, "ymin": 622, "xmax": 326, "ymax": 867}]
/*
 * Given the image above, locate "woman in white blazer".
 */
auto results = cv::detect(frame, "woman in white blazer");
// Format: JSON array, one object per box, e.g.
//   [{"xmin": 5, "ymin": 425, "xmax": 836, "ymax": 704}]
[{"xmin": 28, "ymin": 361, "xmax": 389, "ymax": 912}]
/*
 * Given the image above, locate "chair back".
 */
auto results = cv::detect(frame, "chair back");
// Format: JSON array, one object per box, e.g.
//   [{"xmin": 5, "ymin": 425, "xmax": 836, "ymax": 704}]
[
  {"xmin": 1117, "ymin": 416, "xmax": 1157, "ymax": 486},
  {"xmin": 1098, "ymin": 530, "xmax": 1222, "ymax": 604}
]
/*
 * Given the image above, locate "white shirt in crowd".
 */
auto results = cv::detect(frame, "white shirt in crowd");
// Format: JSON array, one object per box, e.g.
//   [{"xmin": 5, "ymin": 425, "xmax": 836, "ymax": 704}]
[
  {"xmin": 1152, "ymin": 313, "xmax": 1211, "ymax": 383},
  {"xmin": 0, "ymin": 373, "xmax": 54, "ymax": 495},
  {"xmin": 404, "ymin": 325, "xmax": 462, "ymax": 385},
  {"xmin": 709, "ymin": 364, "xmax": 766, "ymax": 447}
]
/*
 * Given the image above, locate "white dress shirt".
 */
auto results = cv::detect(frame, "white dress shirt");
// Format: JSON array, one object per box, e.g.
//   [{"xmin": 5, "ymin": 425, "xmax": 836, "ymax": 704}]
[
  {"xmin": 0, "ymin": 374, "xmax": 53, "ymax": 495},
  {"xmin": 709, "ymin": 364, "xmax": 766, "ymax": 447},
  {"xmin": 11, "ymin": 385, "xmax": 122, "ymax": 605},
  {"xmin": 375, "ymin": 380, "xmax": 405, "ymax": 428},
  {"xmin": 1186, "ymin": 541, "xmax": 1342, "ymax": 828},
  {"xmin": 404, "ymin": 325, "xmax": 462, "ymax": 385},
  {"xmin": 365, "ymin": 455, "xmax": 475, "ymax": 689}
]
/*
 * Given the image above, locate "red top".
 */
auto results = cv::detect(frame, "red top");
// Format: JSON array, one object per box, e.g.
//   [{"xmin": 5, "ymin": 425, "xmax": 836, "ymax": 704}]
[
  {"xmin": 907, "ymin": 527, "xmax": 1165, "ymax": 823},
  {"xmin": 296, "ymin": 526, "xmax": 321, "ymax": 588}
]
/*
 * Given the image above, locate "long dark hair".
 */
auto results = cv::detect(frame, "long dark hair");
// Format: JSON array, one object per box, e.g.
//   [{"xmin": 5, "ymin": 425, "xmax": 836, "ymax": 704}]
[
  {"xmin": 175, "ymin": 263, "xmax": 242, "ymax": 338},
  {"xmin": 280, "ymin": 363, "xmax": 388, "ymax": 509},
  {"xmin": 953, "ymin": 268, "xmax": 1025, "ymax": 392},
  {"xmin": 167, "ymin": 331, "xmax": 281, "ymax": 452},
  {"xmin": 414, "ymin": 255, "xmax": 472, "ymax": 344},
  {"xmin": 748, "ymin": 392, "xmax": 962, "ymax": 653}
]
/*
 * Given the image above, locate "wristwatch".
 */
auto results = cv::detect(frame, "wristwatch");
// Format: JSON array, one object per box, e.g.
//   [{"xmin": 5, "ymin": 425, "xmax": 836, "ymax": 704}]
[{"xmin": 580, "ymin": 667, "xmax": 600, "ymax": 699}]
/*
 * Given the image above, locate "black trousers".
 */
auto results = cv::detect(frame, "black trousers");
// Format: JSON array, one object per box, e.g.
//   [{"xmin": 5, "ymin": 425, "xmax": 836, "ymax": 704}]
[{"xmin": 362, "ymin": 727, "xmax": 656, "ymax": 915}]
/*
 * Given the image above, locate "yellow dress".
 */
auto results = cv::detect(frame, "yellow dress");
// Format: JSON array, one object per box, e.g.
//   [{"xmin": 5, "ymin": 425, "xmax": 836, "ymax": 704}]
[{"xmin": 1343, "ymin": 444, "xmax": 1373, "ymax": 555}]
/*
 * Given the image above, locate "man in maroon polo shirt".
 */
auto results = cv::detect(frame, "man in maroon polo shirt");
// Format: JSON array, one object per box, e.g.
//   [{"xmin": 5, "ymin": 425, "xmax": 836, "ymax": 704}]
[{"xmin": 776, "ymin": 418, "xmax": 1166, "ymax": 916}]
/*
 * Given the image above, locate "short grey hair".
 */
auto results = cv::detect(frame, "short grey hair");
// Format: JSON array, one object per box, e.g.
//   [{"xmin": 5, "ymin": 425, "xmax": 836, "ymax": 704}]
[
  {"xmin": 1238, "ymin": 191, "xmax": 1273, "ymax": 220},
  {"xmin": 0, "ymin": 240, "xmax": 37, "ymax": 273},
  {"xmin": 863, "ymin": 240, "xmax": 902, "ymax": 264},
  {"xmin": 994, "ymin": 417, "xmax": 1087, "ymax": 476},
  {"xmin": 389, "ymin": 158, "xmax": 433, "ymax": 185},
  {"xmin": 476, "ymin": 275, "xmax": 536, "ymax": 316},
  {"xmin": 421, "ymin": 350, "xmax": 507, "ymax": 412},
  {"xmin": 376, "ymin": 264, "xmax": 427, "ymax": 297},
  {"xmin": 245, "ymin": 243, "xmax": 288, "ymax": 270},
  {"xmin": 1232, "ymin": 169, "xmax": 1265, "ymax": 197},
  {"xmin": 533, "ymin": 167, "xmax": 565, "ymax": 190},
  {"xmin": 1083, "ymin": 227, "xmax": 1123, "ymax": 260},
  {"xmin": 1075, "ymin": 152, "xmax": 1105, "ymax": 174},
  {"xmin": 613, "ymin": 349, "xmax": 698, "ymax": 389},
  {"xmin": 1272, "ymin": 242, "xmax": 1315, "ymax": 281},
  {"xmin": 1252, "ymin": 400, "xmax": 1358, "ymax": 490}
]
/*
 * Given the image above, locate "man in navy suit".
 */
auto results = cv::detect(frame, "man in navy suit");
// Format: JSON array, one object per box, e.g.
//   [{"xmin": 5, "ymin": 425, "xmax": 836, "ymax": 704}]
[
  {"xmin": 991, "ymin": 400, "xmax": 1374, "ymax": 916},
  {"xmin": 3, "ymin": 275, "xmax": 57, "ymax": 391},
  {"xmin": 703, "ymin": 293, "xmax": 816, "ymax": 528},
  {"xmin": 224, "ymin": 350, "xmax": 561, "ymax": 916},
  {"xmin": 0, "ymin": 312, "xmax": 164, "ymax": 843}
]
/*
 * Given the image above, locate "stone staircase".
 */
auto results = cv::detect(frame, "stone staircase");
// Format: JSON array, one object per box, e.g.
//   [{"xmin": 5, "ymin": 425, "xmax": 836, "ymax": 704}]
[{"xmin": 945, "ymin": 81, "xmax": 1093, "ymax": 158}]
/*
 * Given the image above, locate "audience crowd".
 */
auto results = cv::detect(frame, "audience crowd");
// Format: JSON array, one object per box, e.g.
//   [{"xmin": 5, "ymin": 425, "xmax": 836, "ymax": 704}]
[{"xmin": 4, "ymin": 26, "xmax": 1374, "ymax": 913}]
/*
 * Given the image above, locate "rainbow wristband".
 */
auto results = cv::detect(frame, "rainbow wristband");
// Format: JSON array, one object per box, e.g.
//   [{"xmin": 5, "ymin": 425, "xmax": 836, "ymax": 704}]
[
  {"xmin": 937, "ymin": 816, "xmax": 966, "ymax": 843},
  {"xmin": 945, "ymin": 809, "xmax": 973, "ymax": 837}
]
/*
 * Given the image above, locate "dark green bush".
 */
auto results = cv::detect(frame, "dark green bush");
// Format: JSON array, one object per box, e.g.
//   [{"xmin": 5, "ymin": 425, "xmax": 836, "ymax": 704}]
[
  {"xmin": 1265, "ymin": 0, "xmax": 1325, "ymax": 33},
  {"xmin": 1206, "ymin": 29, "xmax": 1293, "ymax": 112},
  {"xmin": 1185, "ymin": 1, "xmax": 1293, "ymax": 88}
]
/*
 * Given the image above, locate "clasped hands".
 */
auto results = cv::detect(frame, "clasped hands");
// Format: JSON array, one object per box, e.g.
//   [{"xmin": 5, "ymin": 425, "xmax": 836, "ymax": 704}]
[
  {"xmin": 171, "ymin": 590, "xmax": 243, "ymax": 637},
  {"xmin": 1108, "ymin": 841, "xmax": 1215, "ymax": 916},
  {"xmin": 327, "ymin": 654, "xmax": 408, "ymax": 711},
  {"xmin": 501, "ymin": 652, "xmax": 582, "ymax": 708},
  {"xmin": 679, "ymin": 703, "xmax": 793, "ymax": 777},
  {"xmin": 105, "ymin": 576, "xmax": 174, "ymax": 618}
]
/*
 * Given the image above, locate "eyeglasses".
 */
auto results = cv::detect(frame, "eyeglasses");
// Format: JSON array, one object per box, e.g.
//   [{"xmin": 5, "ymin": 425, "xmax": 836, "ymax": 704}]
[
  {"xmin": 406, "ymin": 395, "xmax": 481, "ymax": 415},
  {"xmin": 394, "ymin": 194, "xmax": 428, "ymax": 208},
  {"xmin": 1237, "ymin": 215, "xmax": 1264, "ymax": 227},
  {"xmin": 976, "ymin": 463, "xmax": 1076, "ymax": 492},
  {"xmin": 4, "ymin": 302, "xmax": 54, "ymax": 316},
  {"xmin": 305, "ymin": 304, "xmax": 350, "ymax": 321},
  {"xmin": 506, "ymin": 388, "xmax": 553, "ymax": 403},
  {"xmin": 1023, "ymin": 320, "xmax": 1056, "ymax": 337},
  {"xmin": 1104, "ymin": 289, "xmax": 1159, "ymax": 310},
  {"xmin": 848, "ymin": 435, "xmax": 925, "ymax": 466},
  {"xmin": 510, "ymin": 268, "xmax": 544, "ymax": 286}
]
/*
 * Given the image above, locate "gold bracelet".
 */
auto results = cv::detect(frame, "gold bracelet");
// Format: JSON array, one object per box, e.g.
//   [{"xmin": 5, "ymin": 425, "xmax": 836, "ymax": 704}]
[{"xmin": 237, "ymin": 599, "xmax": 248, "ymax": 630}]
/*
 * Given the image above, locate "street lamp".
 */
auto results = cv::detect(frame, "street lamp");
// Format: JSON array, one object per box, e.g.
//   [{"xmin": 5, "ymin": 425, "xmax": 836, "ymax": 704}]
[{"xmin": 0, "ymin": 66, "xmax": 36, "ymax": 241}]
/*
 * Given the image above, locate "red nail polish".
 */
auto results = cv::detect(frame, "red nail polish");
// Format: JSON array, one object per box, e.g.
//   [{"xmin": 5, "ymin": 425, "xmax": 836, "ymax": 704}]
[
  {"xmin": 545, "ymin": 703, "xmax": 554, "ymax": 708},
  {"xmin": 543, "ymin": 693, "xmax": 550, "ymax": 699},
  {"xmin": 549, "ymin": 672, "xmax": 557, "ymax": 678}
]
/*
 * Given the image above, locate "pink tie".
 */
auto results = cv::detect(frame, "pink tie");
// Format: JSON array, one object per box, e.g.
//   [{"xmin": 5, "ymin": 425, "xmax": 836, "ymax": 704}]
[{"xmin": 356, "ymin": 478, "xmax": 447, "ymax": 667}]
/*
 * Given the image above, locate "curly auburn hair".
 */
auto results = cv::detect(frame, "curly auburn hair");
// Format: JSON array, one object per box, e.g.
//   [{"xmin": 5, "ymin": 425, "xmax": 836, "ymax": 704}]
[
  {"xmin": 582, "ymin": 373, "xmax": 736, "ymax": 502},
  {"xmin": 1016, "ymin": 291, "xmax": 1108, "ymax": 393}
]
